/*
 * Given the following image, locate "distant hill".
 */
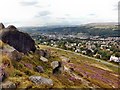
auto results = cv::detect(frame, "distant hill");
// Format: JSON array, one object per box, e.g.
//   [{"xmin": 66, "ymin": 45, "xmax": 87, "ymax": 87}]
[
  {"xmin": 86, "ymin": 22, "xmax": 117, "ymax": 26},
  {"xmin": 86, "ymin": 22, "xmax": 118, "ymax": 29},
  {"xmin": 19, "ymin": 22, "xmax": 120, "ymax": 37}
]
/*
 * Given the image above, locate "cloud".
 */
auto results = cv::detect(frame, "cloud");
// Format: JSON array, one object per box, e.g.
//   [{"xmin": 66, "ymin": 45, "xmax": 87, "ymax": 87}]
[
  {"xmin": 20, "ymin": 0, "xmax": 38, "ymax": 6},
  {"xmin": 113, "ymin": 4, "xmax": 118, "ymax": 10},
  {"xmin": 36, "ymin": 11, "xmax": 51, "ymax": 17},
  {"xmin": 89, "ymin": 13, "xmax": 96, "ymax": 16},
  {"xmin": 3, "ymin": 21, "xmax": 22, "ymax": 27},
  {"xmin": 0, "ymin": 0, "xmax": 119, "ymax": 27}
]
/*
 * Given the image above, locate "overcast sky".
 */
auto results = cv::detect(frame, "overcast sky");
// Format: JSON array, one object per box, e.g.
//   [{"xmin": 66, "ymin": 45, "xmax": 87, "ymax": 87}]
[{"xmin": 0, "ymin": 0, "xmax": 119, "ymax": 27}]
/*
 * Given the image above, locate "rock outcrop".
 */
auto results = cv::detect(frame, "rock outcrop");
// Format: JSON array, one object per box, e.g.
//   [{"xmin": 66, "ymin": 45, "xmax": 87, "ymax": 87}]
[
  {"xmin": 0, "ymin": 24, "xmax": 36, "ymax": 53},
  {"xmin": 7, "ymin": 25, "xmax": 17, "ymax": 30},
  {"xmin": 0, "ymin": 23, "xmax": 5, "ymax": 30}
]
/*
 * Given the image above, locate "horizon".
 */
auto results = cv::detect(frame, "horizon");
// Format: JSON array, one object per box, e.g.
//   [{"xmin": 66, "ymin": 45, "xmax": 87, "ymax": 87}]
[
  {"xmin": 0, "ymin": 0, "xmax": 119, "ymax": 27},
  {"xmin": 1, "ymin": 22, "xmax": 117, "ymax": 28}
]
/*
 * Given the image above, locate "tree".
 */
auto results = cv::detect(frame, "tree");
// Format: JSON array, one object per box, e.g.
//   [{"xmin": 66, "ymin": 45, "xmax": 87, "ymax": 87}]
[
  {"xmin": 115, "ymin": 52, "xmax": 120, "ymax": 57},
  {"xmin": 98, "ymin": 50, "xmax": 111, "ymax": 60}
]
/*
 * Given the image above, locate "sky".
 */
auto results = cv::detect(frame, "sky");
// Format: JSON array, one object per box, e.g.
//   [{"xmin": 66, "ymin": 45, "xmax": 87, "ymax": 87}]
[{"xmin": 0, "ymin": 0, "xmax": 119, "ymax": 27}]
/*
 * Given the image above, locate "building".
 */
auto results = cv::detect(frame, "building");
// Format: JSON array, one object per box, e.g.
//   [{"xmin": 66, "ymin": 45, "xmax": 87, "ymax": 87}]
[{"xmin": 109, "ymin": 56, "xmax": 120, "ymax": 63}]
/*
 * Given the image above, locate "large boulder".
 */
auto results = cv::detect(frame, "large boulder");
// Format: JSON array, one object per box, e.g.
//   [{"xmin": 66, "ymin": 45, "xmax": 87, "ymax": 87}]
[
  {"xmin": 51, "ymin": 61, "xmax": 63, "ymax": 74},
  {"xmin": 1, "ymin": 25, "xmax": 36, "ymax": 53},
  {"xmin": 29, "ymin": 76, "xmax": 53, "ymax": 86},
  {"xmin": 51, "ymin": 61, "xmax": 60, "ymax": 69}
]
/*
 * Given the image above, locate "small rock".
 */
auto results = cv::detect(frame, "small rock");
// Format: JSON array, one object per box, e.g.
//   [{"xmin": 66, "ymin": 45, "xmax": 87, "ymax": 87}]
[
  {"xmin": 40, "ymin": 56, "xmax": 48, "ymax": 62},
  {"xmin": 24, "ymin": 63, "xmax": 33, "ymax": 70},
  {"xmin": 0, "ymin": 81, "xmax": 16, "ymax": 89},
  {"xmin": 35, "ymin": 49, "xmax": 50, "ymax": 58},
  {"xmin": 36, "ymin": 66, "xmax": 44, "ymax": 73},
  {"xmin": 64, "ymin": 66, "xmax": 70, "ymax": 72},
  {"xmin": 60, "ymin": 56, "xmax": 70, "ymax": 63},
  {"xmin": 43, "ymin": 50, "xmax": 50, "ymax": 58},
  {"xmin": 0, "ymin": 67, "xmax": 7, "ymax": 82},
  {"xmin": 10, "ymin": 50, "xmax": 24, "ymax": 61},
  {"xmin": 29, "ymin": 76, "xmax": 53, "ymax": 86},
  {"xmin": 35, "ymin": 49, "xmax": 45, "ymax": 56},
  {"xmin": 51, "ymin": 61, "xmax": 59, "ymax": 69}
]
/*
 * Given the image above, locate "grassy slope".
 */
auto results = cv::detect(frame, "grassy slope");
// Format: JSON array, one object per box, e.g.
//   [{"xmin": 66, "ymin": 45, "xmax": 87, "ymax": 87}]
[
  {"xmin": 1, "ymin": 42, "xmax": 120, "ymax": 88},
  {"xmin": 39, "ymin": 45, "xmax": 120, "ymax": 88},
  {"xmin": 39, "ymin": 45, "xmax": 119, "ymax": 72}
]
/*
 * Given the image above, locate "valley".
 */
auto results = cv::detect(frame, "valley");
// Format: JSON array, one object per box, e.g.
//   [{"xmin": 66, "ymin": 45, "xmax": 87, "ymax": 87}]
[{"xmin": 0, "ymin": 0, "xmax": 120, "ymax": 89}]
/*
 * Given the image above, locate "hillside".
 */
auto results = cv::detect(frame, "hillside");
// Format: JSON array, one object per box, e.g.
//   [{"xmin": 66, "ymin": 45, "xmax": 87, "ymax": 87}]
[
  {"xmin": 0, "ymin": 23, "xmax": 120, "ymax": 89},
  {"xmin": 39, "ymin": 45, "xmax": 120, "ymax": 88},
  {"xmin": 1, "ymin": 40, "xmax": 120, "ymax": 89}
]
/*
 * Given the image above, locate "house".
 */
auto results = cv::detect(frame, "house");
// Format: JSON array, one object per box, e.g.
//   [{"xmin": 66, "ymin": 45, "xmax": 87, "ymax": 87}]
[
  {"xmin": 100, "ymin": 45, "xmax": 108, "ymax": 50},
  {"xmin": 109, "ymin": 56, "xmax": 120, "ymax": 63},
  {"xmin": 93, "ymin": 54, "xmax": 102, "ymax": 59},
  {"xmin": 75, "ymin": 49, "xmax": 81, "ymax": 53},
  {"xmin": 82, "ymin": 50, "xmax": 87, "ymax": 55}
]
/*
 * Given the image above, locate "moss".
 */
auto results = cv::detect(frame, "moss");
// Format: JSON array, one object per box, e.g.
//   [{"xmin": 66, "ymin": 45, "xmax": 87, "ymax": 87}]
[
  {"xmin": 24, "ymin": 70, "xmax": 33, "ymax": 76},
  {"xmin": 2, "ymin": 55, "xmax": 11, "ymax": 65},
  {"xmin": 11, "ymin": 69, "xmax": 24, "ymax": 77}
]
